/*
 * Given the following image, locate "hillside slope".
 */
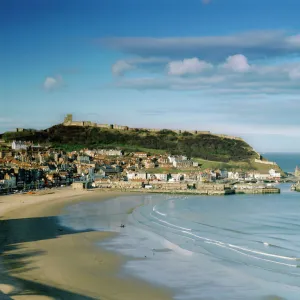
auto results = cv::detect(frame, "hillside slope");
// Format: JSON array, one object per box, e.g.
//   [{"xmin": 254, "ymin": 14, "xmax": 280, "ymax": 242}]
[{"xmin": 2, "ymin": 125, "xmax": 257, "ymax": 162}]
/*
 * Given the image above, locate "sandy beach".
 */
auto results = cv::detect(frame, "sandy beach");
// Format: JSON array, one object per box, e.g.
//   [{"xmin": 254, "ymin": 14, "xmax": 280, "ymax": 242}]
[{"xmin": 0, "ymin": 188, "xmax": 173, "ymax": 300}]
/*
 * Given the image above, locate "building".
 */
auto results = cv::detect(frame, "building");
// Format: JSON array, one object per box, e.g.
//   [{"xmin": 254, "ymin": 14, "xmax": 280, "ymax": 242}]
[
  {"xmin": 295, "ymin": 166, "xmax": 300, "ymax": 177},
  {"xmin": 269, "ymin": 168, "xmax": 281, "ymax": 180},
  {"xmin": 173, "ymin": 160, "xmax": 193, "ymax": 168},
  {"xmin": 0, "ymin": 173, "xmax": 17, "ymax": 189},
  {"xmin": 219, "ymin": 170, "xmax": 228, "ymax": 179},
  {"xmin": 126, "ymin": 171, "xmax": 147, "ymax": 181},
  {"xmin": 99, "ymin": 165, "xmax": 121, "ymax": 177},
  {"xmin": 134, "ymin": 152, "xmax": 148, "ymax": 158},
  {"xmin": 169, "ymin": 173, "xmax": 184, "ymax": 181},
  {"xmin": 144, "ymin": 160, "xmax": 156, "ymax": 169},
  {"xmin": 98, "ymin": 149, "xmax": 123, "ymax": 156},
  {"xmin": 228, "ymin": 171, "xmax": 239, "ymax": 180},
  {"xmin": 78, "ymin": 155, "xmax": 90, "ymax": 164},
  {"xmin": 253, "ymin": 173, "xmax": 270, "ymax": 180},
  {"xmin": 11, "ymin": 140, "xmax": 28, "ymax": 151},
  {"xmin": 147, "ymin": 173, "xmax": 168, "ymax": 181}
]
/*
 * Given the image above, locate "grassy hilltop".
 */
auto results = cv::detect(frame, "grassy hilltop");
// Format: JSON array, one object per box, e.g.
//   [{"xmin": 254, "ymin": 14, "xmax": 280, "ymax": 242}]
[
  {"xmin": 1, "ymin": 125, "xmax": 286, "ymax": 173},
  {"xmin": 2, "ymin": 125, "xmax": 256, "ymax": 162}
]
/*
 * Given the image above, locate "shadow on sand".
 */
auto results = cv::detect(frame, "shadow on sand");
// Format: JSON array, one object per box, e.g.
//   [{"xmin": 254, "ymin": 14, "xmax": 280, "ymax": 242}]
[{"xmin": 0, "ymin": 216, "xmax": 97, "ymax": 299}]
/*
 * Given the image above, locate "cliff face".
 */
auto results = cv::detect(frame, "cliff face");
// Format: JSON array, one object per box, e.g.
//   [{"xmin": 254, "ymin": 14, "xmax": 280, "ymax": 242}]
[{"xmin": 2, "ymin": 125, "xmax": 257, "ymax": 163}]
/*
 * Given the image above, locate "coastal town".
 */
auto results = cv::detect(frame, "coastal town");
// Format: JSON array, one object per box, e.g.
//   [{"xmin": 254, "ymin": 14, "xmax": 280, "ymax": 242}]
[{"xmin": 1, "ymin": 139, "xmax": 298, "ymax": 196}]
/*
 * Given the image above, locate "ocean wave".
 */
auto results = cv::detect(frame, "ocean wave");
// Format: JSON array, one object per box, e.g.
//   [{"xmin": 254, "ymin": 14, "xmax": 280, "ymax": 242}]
[{"xmin": 131, "ymin": 200, "xmax": 300, "ymax": 271}]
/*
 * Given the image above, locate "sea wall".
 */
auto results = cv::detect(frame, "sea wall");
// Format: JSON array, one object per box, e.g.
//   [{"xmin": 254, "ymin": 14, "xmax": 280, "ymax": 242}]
[{"xmin": 235, "ymin": 187, "xmax": 280, "ymax": 194}]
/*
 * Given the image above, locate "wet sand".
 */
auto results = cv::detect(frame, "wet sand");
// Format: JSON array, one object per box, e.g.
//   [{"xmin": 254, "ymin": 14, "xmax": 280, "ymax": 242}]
[{"xmin": 0, "ymin": 188, "xmax": 172, "ymax": 300}]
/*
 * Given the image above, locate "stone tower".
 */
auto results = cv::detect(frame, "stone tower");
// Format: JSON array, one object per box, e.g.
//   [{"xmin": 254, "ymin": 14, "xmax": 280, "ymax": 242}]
[
  {"xmin": 64, "ymin": 114, "xmax": 73, "ymax": 125},
  {"xmin": 295, "ymin": 166, "xmax": 300, "ymax": 177}
]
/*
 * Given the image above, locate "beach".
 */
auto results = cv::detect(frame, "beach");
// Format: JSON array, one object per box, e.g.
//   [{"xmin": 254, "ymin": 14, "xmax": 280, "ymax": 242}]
[
  {"xmin": 0, "ymin": 188, "xmax": 173, "ymax": 300},
  {"xmin": 58, "ymin": 186, "xmax": 300, "ymax": 300},
  {"xmin": 2, "ymin": 185, "xmax": 300, "ymax": 300}
]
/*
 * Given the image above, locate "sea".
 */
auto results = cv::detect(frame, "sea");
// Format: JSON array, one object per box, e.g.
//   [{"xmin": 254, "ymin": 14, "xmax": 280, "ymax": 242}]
[
  {"xmin": 263, "ymin": 153, "xmax": 300, "ymax": 173},
  {"xmin": 59, "ymin": 153, "xmax": 300, "ymax": 300}
]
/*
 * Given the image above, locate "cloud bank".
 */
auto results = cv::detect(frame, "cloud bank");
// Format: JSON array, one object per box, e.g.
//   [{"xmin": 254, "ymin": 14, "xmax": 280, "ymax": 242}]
[
  {"xmin": 99, "ymin": 31, "xmax": 300, "ymax": 62},
  {"xmin": 110, "ymin": 53, "xmax": 300, "ymax": 95}
]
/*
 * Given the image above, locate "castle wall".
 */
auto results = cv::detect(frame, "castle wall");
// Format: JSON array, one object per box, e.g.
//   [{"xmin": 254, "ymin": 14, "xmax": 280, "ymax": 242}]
[
  {"xmin": 192, "ymin": 131, "xmax": 210, "ymax": 134},
  {"xmin": 254, "ymin": 159, "xmax": 277, "ymax": 166},
  {"xmin": 114, "ymin": 125, "xmax": 129, "ymax": 130},
  {"xmin": 69, "ymin": 121, "xmax": 84, "ymax": 126},
  {"xmin": 97, "ymin": 124, "xmax": 110, "ymax": 129},
  {"xmin": 61, "ymin": 115, "xmax": 241, "ymax": 141}
]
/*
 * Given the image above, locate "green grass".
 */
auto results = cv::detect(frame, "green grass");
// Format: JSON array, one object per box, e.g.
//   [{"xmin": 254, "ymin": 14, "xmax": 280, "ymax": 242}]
[
  {"xmin": 249, "ymin": 161, "xmax": 285, "ymax": 175},
  {"xmin": 51, "ymin": 143, "xmax": 167, "ymax": 155},
  {"xmin": 4, "ymin": 124, "xmax": 255, "ymax": 162},
  {"xmin": 193, "ymin": 157, "xmax": 285, "ymax": 174},
  {"xmin": 193, "ymin": 158, "xmax": 251, "ymax": 170}
]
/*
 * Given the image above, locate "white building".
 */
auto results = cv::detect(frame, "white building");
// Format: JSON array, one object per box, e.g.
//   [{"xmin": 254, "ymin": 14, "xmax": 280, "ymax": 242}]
[
  {"xmin": 168, "ymin": 155, "xmax": 188, "ymax": 164},
  {"xmin": 269, "ymin": 169, "xmax": 281, "ymax": 179},
  {"xmin": 84, "ymin": 150, "xmax": 96, "ymax": 157},
  {"xmin": 147, "ymin": 173, "xmax": 168, "ymax": 181},
  {"xmin": 254, "ymin": 173, "xmax": 270, "ymax": 180},
  {"xmin": 98, "ymin": 149, "xmax": 123, "ymax": 156},
  {"xmin": 126, "ymin": 171, "xmax": 147, "ymax": 180},
  {"xmin": 11, "ymin": 140, "xmax": 27, "ymax": 150},
  {"xmin": 168, "ymin": 156, "xmax": 176, "ymax": 163},
  {"xmin": 228, "ymin": 172, "xmax": 239, "ymax": 180},
  {"xmin": 170, "ymin": 173, "xmax": 183, "ymax": 181}
]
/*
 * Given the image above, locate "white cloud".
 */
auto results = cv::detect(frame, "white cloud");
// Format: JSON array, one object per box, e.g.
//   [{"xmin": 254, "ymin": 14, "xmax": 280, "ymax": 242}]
[
  {"xmin": 112, "ymin": 63, "xmax": 300, "ymax": 94},
  {"xmin": 223, "ymin": 54, "xmax": 251, "ymax": 72},
  {"xmin": 43, "ymin": 75, "xmax": 64, "ymax": 91},
  {"xmin": 286, "ymin": 34, "xmax": 300, "ymax": 47},
  {"xmin": 111, "ymin": 54, "xmax": 300, "ymax": 95},
  {"xmin": 168, "ymin": 58, "xmax": 213, "ymax": 75},
  {"xmin": 289, "ymin": 66, "xmax": 300, "ymax": 80},
  {"xmin": 112, "ymin": 60, "xmax": 134, "ymax": 76}
]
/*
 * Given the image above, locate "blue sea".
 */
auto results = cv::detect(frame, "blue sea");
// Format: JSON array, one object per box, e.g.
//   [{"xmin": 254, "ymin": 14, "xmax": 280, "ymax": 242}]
[
  {"xmin": 263, "ymin": 153, "xmax": 300, "ymax": 173},
  {"xmin": 59, "ymin": 183, "xmax": 300, "ymax": 300}
]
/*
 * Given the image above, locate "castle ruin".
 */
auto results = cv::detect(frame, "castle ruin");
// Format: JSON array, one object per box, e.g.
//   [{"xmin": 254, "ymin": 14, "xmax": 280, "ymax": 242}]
[{"xmin": 62, "ymin": 114, "xmax": 243, "ymax": 140}]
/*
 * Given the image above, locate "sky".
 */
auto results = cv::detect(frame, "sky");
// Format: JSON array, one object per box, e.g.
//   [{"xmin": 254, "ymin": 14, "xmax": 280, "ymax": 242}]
[{"xmin": 1, "ymin": 0, "xmax": 300, "ymax": 152}]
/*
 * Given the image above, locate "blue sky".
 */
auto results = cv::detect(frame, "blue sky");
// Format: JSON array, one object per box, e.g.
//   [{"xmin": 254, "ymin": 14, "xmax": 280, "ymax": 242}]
[{"xmin": 1, "ymin": 0, "xmax": 300, "ymax": 152}]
